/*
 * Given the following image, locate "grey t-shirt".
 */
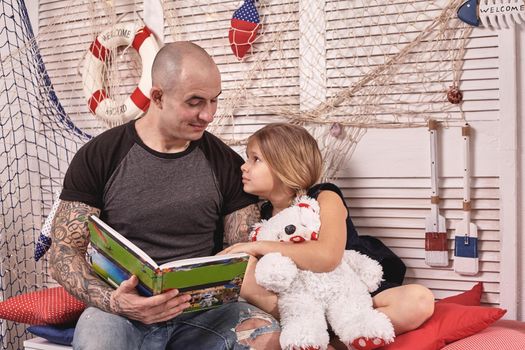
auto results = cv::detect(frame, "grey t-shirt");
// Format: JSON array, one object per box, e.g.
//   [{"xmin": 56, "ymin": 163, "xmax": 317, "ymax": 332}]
[{"xmin": 61, "ymin": 120, "xmax": 257, "ymax": 264}]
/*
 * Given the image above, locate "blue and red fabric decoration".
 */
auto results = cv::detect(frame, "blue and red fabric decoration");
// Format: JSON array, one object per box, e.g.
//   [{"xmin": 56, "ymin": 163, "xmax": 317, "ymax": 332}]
[
  {"xmin": 229, "ymin": 0, "xmax": 260, "ymax": 60},
  {"xmin": 34, "ymin": 190, "xmax": 61, "ymax": 261}
]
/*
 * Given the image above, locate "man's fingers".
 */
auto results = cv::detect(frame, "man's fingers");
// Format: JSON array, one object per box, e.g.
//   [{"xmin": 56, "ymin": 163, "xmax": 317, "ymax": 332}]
[
  {"xmin": 148, "ymin": 292, "xmax": 191, "ymax": 310},
  {"xmin": 143, "ymin": 292, "xmax": 191, "ymax": 312},
  {"xmin": 112, "ymin": 280, "xmax": 193, "ymax": 323},
  {"xmin": 118, "ymin": 275, "xmax": 139, "ymax": 292},
  {"xmin": 141, "ymin": 295, "xmax": 192, "ymax": 324},
  {"xmin": 150, "ymin": 301, "xmax": 192, "ymax": 323},
  {"xmin": 144, "ymin": 288, "xmax": 186, "ymax": 306}
]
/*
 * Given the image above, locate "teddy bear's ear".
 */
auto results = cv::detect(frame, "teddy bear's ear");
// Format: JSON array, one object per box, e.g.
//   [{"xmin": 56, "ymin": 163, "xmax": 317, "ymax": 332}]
[
  {"xmin": 249, "ymin": 222, "xmax": 263, "ymax": 241},
  {"xmin": 294, "ymin": 195, "xmax": 320, "ymax": 213}
]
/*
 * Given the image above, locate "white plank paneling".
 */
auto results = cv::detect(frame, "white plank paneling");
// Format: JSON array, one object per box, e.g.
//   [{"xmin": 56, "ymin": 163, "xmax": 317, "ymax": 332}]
[
  {"xmin": 497, "ymin": 26, "xmax": 519, "ymax": 319},
  {"xmin": 334, "ymin": 120, "xmax": 501, "ymax": 307}
]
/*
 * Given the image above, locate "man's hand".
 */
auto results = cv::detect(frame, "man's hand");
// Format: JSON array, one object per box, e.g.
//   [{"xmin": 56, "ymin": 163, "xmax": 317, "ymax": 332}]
[{"xmin": 111, "ymin": 276, "xmax": 192, "ymax": 324}]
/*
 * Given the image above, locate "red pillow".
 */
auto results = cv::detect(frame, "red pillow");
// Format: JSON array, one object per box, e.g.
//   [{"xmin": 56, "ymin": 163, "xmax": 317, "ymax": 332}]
[
  {"xmin": 439, "ymin": 282, "xmax": 483, "ymax": 306},
  {"xmin": 441, "ymin": 320, "xmax": 525, "ymax": 350},
  {"xmin": 0, "ymin": 287, "xmax": 86, "ymax": 325},
  {"xmin": 381, "ymin": 303, "xmax": 506, "ymax": 350}
]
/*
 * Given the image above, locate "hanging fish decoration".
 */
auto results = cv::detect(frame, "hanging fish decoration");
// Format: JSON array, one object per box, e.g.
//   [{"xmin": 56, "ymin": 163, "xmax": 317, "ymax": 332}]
[
  {"xmin": 228, "ymin": 0, "xmax": 261, "ymax": 60},
  {"xmin": 458, "ymin": 0, "xmax": 525, "ymax": 28}
]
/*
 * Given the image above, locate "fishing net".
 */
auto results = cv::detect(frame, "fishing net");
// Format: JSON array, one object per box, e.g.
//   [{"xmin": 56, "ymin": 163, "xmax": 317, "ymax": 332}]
[
  {"xmin": 40, "ymin": 0, "xmax": 471, "ymax": 177},
  {"xmin": 166, "ymin": 0, "xmax": 472, "ymax": 177},
  {"xmin": 0, "ymin": 1, "xmax": 90, "ymax": 348}
]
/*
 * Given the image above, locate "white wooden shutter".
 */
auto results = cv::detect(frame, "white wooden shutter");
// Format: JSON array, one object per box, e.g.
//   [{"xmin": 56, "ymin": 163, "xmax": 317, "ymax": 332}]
[{"xmin": 37, "ymin": 1, "xmax": 505, "ymax": 308}]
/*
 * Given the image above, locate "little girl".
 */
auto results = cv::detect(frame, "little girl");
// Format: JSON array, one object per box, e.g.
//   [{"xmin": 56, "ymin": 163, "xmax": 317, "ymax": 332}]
[{"xmin": 221, "ymin": 123, "xmax": 434, "ymax": 350}]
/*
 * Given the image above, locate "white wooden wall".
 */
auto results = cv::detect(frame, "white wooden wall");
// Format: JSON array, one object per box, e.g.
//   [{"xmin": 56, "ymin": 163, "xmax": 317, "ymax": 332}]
[
  {"xmin": 518, "ymin": 25, "xmax": 525, "ymax": 323},
  {"xmin": 29, "ymin": 1, "xmax": 525, "ymax": 320}
]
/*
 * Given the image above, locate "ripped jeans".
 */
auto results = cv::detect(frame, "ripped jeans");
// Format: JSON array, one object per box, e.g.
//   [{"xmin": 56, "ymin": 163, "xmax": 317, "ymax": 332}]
[{"xmin": 73, "ymin": 302, "xmax": 280, "ymax": 350}]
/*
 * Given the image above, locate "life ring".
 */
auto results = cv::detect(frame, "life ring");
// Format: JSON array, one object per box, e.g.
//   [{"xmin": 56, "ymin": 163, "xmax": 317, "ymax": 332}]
[{"xmin": 82, "ymin": 23, "xmax": 159, "ymax": 125}]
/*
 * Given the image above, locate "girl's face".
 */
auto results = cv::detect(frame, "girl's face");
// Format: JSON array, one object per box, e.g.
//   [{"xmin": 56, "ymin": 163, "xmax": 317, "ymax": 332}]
[{"xmin": 241, "ymin": 141, "xmax": 280, "ymax": 198}]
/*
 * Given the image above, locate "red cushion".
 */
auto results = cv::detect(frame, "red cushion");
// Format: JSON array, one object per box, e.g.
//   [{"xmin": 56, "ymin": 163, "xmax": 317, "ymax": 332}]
[
  {"xmin": 439, "ymin": 282, "xmax": 483, "ymax": 306},
  {"xmin": 0, "ymin": 287, "xmax": 86, "ymax": 325},
  {"xmin": 381, "ymin": 303, "xmax": 506, "ymax": 350},
  {"xmin": 441, "ymin": 320, "xmax": 525, "ymax": 350}
]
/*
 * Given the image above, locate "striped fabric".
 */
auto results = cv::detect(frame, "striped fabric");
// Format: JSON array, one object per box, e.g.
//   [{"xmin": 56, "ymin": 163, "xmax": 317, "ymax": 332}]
[{"xmin": 442, "ymin": 320, "xmax": 525, "ymax": 350}]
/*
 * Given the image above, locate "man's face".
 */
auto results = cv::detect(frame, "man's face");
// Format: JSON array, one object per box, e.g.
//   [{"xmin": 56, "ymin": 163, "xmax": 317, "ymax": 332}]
[{"xmin": 158, "ymin": 63, "xmax": 221, "ymax": 141}]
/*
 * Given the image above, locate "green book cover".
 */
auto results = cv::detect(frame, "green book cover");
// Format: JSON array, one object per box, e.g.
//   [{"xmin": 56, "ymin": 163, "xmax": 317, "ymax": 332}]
[{"xmin": 87, "ymin": 215, "xmax": 249, "ymax": 312}]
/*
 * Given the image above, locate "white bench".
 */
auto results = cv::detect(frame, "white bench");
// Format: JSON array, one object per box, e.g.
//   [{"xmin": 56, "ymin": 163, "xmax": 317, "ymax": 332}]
[{"xmin": 24, "ymin": 337, "xmax": 72, "ymax": 350}]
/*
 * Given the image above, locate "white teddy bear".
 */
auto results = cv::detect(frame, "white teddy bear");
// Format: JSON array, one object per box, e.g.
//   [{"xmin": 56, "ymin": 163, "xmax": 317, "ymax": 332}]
[{"xmin": 251, "ymin": 195, "xmax": 395, "ymax": 350}]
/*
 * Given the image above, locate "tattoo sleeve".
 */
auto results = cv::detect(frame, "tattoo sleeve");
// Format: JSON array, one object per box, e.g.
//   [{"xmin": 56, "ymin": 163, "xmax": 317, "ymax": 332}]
[
  {"xmin": 49, "ymin": 201, "xmax": 114, "ymax": 313},
  {"xmin": 223, "ymin": 203, "xmax": 261, "ymax": 246}
]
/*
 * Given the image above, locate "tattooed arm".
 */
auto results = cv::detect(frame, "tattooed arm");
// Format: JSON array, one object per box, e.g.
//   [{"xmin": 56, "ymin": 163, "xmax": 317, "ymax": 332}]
[
  {"xmin": 48, "ymin": 200, "xmax": 112, "ymax": 310},
  {"xmin": 49, "ymin": 200, "xmax": 191, "ymax": 324},
  {"xmin": 223, "ymin": 203, "xmax": 261, "ymax": 246}
]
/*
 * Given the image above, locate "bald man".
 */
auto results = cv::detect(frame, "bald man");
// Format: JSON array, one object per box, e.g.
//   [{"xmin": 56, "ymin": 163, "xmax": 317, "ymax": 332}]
[{"xmin": 49, "ymin": 42, "xmax": 281, "ymax": 350}]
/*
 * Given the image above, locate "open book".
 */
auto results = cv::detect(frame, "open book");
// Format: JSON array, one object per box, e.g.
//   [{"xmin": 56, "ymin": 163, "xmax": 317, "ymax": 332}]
[{"xmin": 87, "ymin": 215, "xmax": 249, "ymax": 313}]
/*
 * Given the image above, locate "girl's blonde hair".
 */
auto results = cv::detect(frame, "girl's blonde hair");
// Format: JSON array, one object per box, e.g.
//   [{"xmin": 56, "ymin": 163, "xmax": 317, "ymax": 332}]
[{"xmin": 248, "ymin": 123, "xmax": 323, "ymax": 195}]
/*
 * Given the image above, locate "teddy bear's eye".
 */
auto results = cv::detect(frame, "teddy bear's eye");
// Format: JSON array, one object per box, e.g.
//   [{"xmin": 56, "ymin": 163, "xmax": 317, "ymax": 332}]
[{"xmin": 285, "ymin": 225, "xmax": 296, "ymax": 235}]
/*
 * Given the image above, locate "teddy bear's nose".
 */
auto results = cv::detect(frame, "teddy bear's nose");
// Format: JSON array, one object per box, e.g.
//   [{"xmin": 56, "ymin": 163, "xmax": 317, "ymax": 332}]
[{"xmin": 285, "ymin": 225, "xmax": 296, "ymax": 235}]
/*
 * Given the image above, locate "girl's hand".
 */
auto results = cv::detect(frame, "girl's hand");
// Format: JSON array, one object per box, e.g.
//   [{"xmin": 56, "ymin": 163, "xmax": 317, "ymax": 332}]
[{"xmin": 218, "ymin": 242, "xmax": 263, "ymax": 257}]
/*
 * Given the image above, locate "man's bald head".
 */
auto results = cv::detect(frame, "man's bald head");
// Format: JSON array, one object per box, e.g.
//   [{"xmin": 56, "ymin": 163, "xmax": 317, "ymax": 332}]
[{"xmin": 151, "ymin": 42, "xmax": 218, "ymax": 92}]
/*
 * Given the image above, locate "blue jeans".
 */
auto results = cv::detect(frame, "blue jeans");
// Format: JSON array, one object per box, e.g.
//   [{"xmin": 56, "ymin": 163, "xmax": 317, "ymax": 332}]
[{"xmin": 72, "ymin": 302, "xmax": 280, "ymax": 350}]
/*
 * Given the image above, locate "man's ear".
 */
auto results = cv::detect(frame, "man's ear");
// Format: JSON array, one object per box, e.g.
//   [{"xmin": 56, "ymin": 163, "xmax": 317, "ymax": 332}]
[{"xmin": 150, "ymin": 87, "xmax": 163, "ymax": 108}]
